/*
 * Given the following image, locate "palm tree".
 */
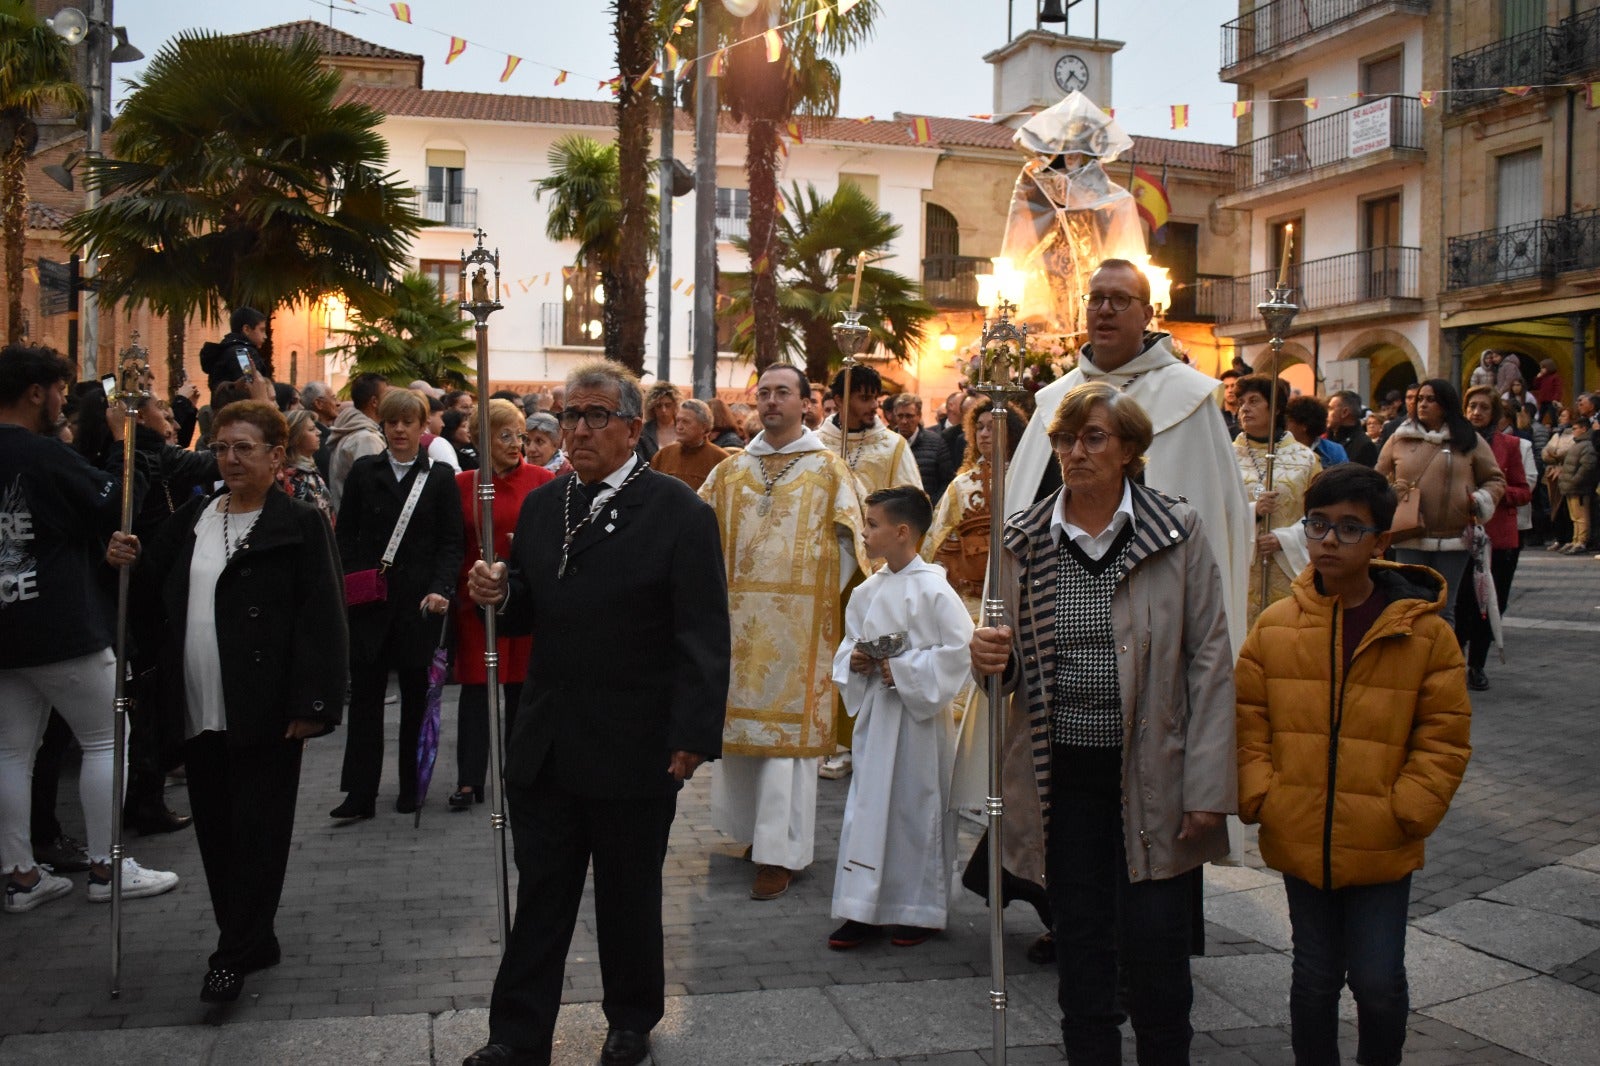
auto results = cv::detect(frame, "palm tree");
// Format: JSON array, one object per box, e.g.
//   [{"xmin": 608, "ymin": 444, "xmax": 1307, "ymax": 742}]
[
  {"xmin": 534, "ymin": 134, "xmax": 657, "ymax": 364},
  {"xmin": 611, "ymin": 0, "xmax": 659, "ymax": 375},
  {"xmin": 62, "ymin": 32, "xmax": 422, "ymax": 384},
  {"xmin": 724, "ymin": 181, "xmax": 934, "ymax": 381},
  {"xmin": 320, "ymin": 271, "xmax": 475, "ymax": 393},
  {"xmin": 0, "ymin": 1, "xmax": 86, "ymax": 343},
  {"xmin": 718, "ymin": 0, "xmax": 881, "ymax": 371}
]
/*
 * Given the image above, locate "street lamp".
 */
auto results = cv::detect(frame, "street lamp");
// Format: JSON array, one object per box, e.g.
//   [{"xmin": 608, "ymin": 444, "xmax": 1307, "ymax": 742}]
[{"xmin": 49, "ymin": 2, "xmax": 143, "ymax": 379}]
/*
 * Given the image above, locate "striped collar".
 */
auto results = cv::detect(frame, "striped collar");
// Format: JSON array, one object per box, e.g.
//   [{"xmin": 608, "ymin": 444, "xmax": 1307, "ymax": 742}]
[{"xmin": 1006, "ymin": 478, "xmax": 1189, "ymax": 574}]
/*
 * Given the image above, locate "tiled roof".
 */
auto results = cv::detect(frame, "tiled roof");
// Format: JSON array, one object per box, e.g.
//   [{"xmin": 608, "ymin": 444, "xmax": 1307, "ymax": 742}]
[
  {"xmin": 27, "ymin": 203, "xmax": 69, "ymax": 229},
  {"xmin": 338, "ymin": 86, "xmax": 1230, "ymax": 171},
  {"xmin": 232, "ymin": 21, "xmax": 423, "ymax": 62}
]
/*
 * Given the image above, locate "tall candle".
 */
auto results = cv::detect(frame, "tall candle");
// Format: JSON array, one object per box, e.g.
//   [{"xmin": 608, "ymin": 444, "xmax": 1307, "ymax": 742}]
[
  {"xmin": 850, "ymin": 254, "xmax": 865, "ymax": 310},
  {"xmin": 1276, "ymin": 223, "xmax": 1294, "ymax": 289}
]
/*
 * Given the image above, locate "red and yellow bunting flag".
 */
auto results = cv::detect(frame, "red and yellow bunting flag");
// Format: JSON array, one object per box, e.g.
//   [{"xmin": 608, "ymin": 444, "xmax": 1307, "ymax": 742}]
[
  {"xmin": 1419, "ymin": 90, "xmax": 1436, "ymax": 108},
  {"xmin": 815, "ymin": 6, "xmax": 830, "ymax": 33},
  {"xmin": 857, "ymin": 115, "xmax": 874, "ymax": 123},
  {"xmin": 389, "ymin": 2, "xmax": 411, "ymax": 23},
  {"xmin": 600, "ymin": 75, "xmax": 622, "ymax": 95},
  {"xmin": 445, "ymin": 37, "xmax": 467, "ymax": 64},
  {"xmin": 633, "ymin": 62, "xmax": 657, "ymax": 92},
  {"xmin": 909, "ymin": 116, "xmax": 932, "ymax": 144},
  {"xmin": 672, "ymin": 277, "xmax": 683, "ymax": 291},
  {"xmin": 1303, "ymin": 97, "xmax": 1319, "ymax": 110},
  {"xmin": 500, "ymin": 56, "xmax": 521, "ymax": 83},
  {"xmin": 1504, "ymin": 85, "xmax": 1532, "ymax": 97},
  {"xmin": 664, "ymin": 43, "xmax": 679, "ymax": 74},
  {"xmin": 764, "ymin": 28, "xmax": 783, "ymax": 62},
  {"xmin": 736, "ymin": 313, "xmax": 755, "ymax": 335},
  {"xmin": 684, "ymin": 0, "xmax": 698, "ymax": 11},
  {"xmin": 684, "ymin": 283, "xmax": 695, "ymax": 296},
  {"xmin": 775, "ymin": 190, "xmax": 786, "ymax": 214},
  {"xmin": 1588, "ymin": 82, "xmax": 1600, "ymax": 108},
  {"xmin": 1170, "ymin": 104, "xmax": 1189, "ymax": 130},
  {"xmin": 839, "ymin": 0, "xmax": 861, "ymax": 13},
  {"xmin": 785, "ymin": 120, "xmax": 804, "ymax": 143},
  {"xmin": 673, "ymin": 17, "xmax": 693, "ymax": 35},
  {"xmin": 553, "ymin": 70, "xmax": 568, "ymax": 86},
  {"xmin": 542, "ymin": 273, "xmax": 550, "ymax": 286},
  {"xmin": 707, "ymin": 50, "xmax": 726, "ymax": 77},
  {"xmin": 1106, "ymin": 107, "xmax": 1115, "ymax": 119},
  {"xmin": 1231, "ymin": 100, "xmax": 1252, "ymax": 118}
]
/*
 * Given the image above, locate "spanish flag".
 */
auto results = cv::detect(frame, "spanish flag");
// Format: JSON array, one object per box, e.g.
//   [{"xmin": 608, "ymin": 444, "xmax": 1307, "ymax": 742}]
[
  {"xmin": 446, "ymin": 37, "xmax": 467, "ymax": 64},
  {"xmin": 909, "ymin": 116, "xmax": 932, "ymax": 144},
  {"xmin": 633, "ymin": 63, "xmax": 657, "ymax": 93},
  {"xmin": 707, "ymin": 50, "xmax": 726, "ymax": 78},
  {"xmin": 1170, "ymin": 104, "xmax": 1189, "ymax": 130},
  {"xmin": 389, "ymin": 2, "xmax": 411, "ymax": 23},
  {"xmin": 785, "ymin": 120, "xmax": 804, "ymax": 143},
  {"xmin": 553, "ymin": 70, "xmax": 568, "ymax": 86},
  {"xmin": 1419, "ymin": 90, "xmax": 1436, "ymax": 108},
  {"xmin": 500, "ymin": 56, "xmax": 521, "ymax": 83},
  {"xmin": 1232, "ymin": 100, "xmax": 1252, "ymax": 119},
  {"xmin": 1304, "ymin": 97, "xmax": 1319, "ymax": 110},
  {"xmin": 1504, "ymin": 85, "xmax": 1533, "ymax": 97},
  {"xmin": 664, "ymin": 43, "xmax": 679, "ymax": 74},
  {"xmin": 765, "ymin": 28, "xmax": 783, "ymax": 63},
  {"xmin": 1130, "ymin": 166, "xmax": 1171, "ymax": 240}
]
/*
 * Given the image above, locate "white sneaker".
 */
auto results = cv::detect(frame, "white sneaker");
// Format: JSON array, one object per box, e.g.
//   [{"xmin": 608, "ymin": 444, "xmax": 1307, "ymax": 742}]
[
  {"xmin": 5, "ymin": 869, "xmax": 73, "ymax": 913},
  {"xmin": 819, "ymin": 751, "xmax": 853, "ymax": 779},
  {"xmin": 87, "ymin": 858, "xmax": 179, "ymax": 902}
]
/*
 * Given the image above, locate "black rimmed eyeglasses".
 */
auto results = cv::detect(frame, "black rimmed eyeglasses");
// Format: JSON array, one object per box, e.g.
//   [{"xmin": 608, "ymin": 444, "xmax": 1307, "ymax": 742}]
[
  {"xmin": 557, "ymin": 407, "xmax": 635, "ymax": 430},
  {"xmin": 1301, "ymin": 515, "xmax": 1383, "ymax": 544}
]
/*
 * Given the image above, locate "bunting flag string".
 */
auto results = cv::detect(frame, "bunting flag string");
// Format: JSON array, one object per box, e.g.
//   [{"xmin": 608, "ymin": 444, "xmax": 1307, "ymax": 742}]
[
  {"xmin": 764, "ymin": 28, "xmax": 783, "ymax": 63},
  {"xmin": 553, "ymin": 70, "xmax": 567, "ymax": 86},
  {"xmin": 1231, "ymin": 101, "xmax": 1252, "ymax": 118}
]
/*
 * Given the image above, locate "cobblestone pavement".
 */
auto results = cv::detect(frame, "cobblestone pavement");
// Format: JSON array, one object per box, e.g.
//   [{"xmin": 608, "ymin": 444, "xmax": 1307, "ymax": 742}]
[{"xmin": 1, "ymin": 551, "xmax": 1597, "ymax": 1064}]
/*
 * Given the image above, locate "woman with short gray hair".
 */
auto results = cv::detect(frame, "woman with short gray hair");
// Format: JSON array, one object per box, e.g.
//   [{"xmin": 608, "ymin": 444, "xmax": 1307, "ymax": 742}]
[{"xmin": 523, "ymin": 411, "xmax": 572, "ymax": 477}]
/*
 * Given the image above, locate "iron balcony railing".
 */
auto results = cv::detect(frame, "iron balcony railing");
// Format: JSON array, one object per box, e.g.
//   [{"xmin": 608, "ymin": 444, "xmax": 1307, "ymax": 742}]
[
  {"xmin": 413, "ymin": 188, "xmax": 478, "ymax": 228},
  {"xmin": 1565, "ymin": 7, "xmax": 1600, "ymax": 78},
  {"xmin": 921, "ymin": 254, "xmax": 992, "ymax": 306},
  {"xmin": 1448, "ymin": 27, "xmax": 1564, "ymax": 112},
  {"xmin": 1222, "ymin": 0, "xmax": 1426, "ymax": 72},
  {"xmin": 715, "ymin": 213, "xmax": 749, "ymax": 242},
  {"xmin": 1446, "ymin": 209, "xmax": 1600, "ymax": 289},
  {"xmin": 1228, "ymin": 96, "xmax": 1422, "ymax": 194},
  {"xmin": 1166, "ymin": 273, "xmax": 1230, "ymax": 322},
  {"xmin": 1205, "ymin": 246, "xmax": 1421, "ymax": 324}
]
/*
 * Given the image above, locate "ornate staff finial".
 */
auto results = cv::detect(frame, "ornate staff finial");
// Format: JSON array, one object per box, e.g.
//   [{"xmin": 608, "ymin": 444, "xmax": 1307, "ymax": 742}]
[
  {"xmin": 460, "ymin": 229, "xmax": 503, "ymax": 322},
  {"xmin": 113, "ymin": 332, "xmax": 153, "ymax": 414}
]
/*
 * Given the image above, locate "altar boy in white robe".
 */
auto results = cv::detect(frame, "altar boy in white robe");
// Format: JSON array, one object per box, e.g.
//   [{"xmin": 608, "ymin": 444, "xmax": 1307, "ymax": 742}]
[{"xmin": 828, "ymin": 486, "xmax": 975, "ymax": 949}]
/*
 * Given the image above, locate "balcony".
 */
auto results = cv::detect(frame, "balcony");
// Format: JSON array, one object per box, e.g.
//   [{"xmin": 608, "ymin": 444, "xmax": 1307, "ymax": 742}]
[
  {"xmin": 1220, "ymin": 96, "xmax": 1423, "ymax": 208},
  {"xmin": 1221, "ymin": 0, "xmax": 1428, "ymax": 82},
  {"xmin": 1206, "ymin": 246, "xmax": 1422, "ymax": 334},
  {"xmin": 1449, "ymin": 11, "xmax": 1600, "ymax": 113},
  {"xmin": 715, "ymin": 213, "xmax": 749, "ymax": 242},
  {"xmin": 921, "ymin": 254, "xmax": 992, "ymax": 307},
  {"xmin": 1166, "ymin": 273, "xmax": 1230, "ymax": 323},
  {"xmin": 1445, "ymin": 210, "xmax": 1600, "ymax": 291},
  {"xmin": 413, "ymin": 188, "xmax": 478, "ymax": 228}
]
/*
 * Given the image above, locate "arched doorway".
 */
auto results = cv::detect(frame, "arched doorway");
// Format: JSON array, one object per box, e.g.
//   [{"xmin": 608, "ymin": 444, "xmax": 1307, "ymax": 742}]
[
  {"xmin": 1251, "ymin": 342, "xmax": 1313, "ymax": 397},
  {"xmin": 1370, "ymin": 346, "xmax": 1418, "ymax": 406}
]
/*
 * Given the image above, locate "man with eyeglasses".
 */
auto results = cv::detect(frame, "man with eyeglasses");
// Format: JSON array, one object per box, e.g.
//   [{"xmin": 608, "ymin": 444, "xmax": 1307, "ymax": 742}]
[
  {"xmin": 463, "ymin": 360, "xmax": 729, "ymax": 1066},
  {"xmin": 1007, "ymin": 258, "xmax": 1253, "ymax": 654},
  {"xmin": 699, "ymin": 364, "xmax": 866, "ymax": 901}
]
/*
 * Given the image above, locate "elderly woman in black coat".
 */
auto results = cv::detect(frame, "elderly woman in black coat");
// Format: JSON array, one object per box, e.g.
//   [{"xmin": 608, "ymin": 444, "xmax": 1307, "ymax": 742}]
[
  {"xmin": 109, "ymin": 400, "xmax": 348, "ymax": 1004},
  {"xmin": 332, "ymin": 388, "xmax": 463, "ymax": 820}
]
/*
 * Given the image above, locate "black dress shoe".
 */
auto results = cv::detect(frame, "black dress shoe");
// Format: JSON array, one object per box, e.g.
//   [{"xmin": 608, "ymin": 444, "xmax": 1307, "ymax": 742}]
[
  {"xmin": 199, "ymin": 967, "xmax": 242, "ymax": 1003},
  {"xmin": 329, "ymin": 795, "xmax": 375, "ymax": 821},
  {"xmin": 448, "ymin": 788, "xmax": 479, "ymax": 810},
  {"xmin": 599, "ymin": 1028, "xmax": 650, "ymax": 1066},
  {"xmin": 395, "ymin": 795, "xmax": 419, "ymax": 815},
  {"xmin": 1467, "ymin": 667, "xmax": 1489, "ymax": 691},
  {"xmin": 1025, "ymin": 931, "xmax": 1056, "ymax": 965},
  {"xmin": 461, "ymin": 1043, "xmax": 548, "ymax": 1066},
  {"xmin": 124, "ymin": 805, "xmax": 193, "ymax": 835}
]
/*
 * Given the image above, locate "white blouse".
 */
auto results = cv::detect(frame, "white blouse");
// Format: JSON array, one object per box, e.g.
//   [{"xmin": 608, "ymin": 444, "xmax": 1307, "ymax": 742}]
[{"xmin": 183, "ymin": 498, "xmax": 260, "ymax": 737}]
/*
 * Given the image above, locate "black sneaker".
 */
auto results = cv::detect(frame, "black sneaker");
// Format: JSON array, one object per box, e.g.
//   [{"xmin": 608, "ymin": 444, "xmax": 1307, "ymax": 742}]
[
  {"xmin": 828, "ymin": 920, "xmax": 878, "ymax": 950},
  {"xmin": 33, "ymin": 834, "xmax": 90, "ymax": 873}
]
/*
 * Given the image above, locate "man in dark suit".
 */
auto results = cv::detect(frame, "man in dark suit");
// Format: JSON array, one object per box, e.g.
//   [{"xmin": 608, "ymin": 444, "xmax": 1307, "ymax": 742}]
[{"xmin": 463, "ymin": 360, "xmax": 731, "ymax": 1066}]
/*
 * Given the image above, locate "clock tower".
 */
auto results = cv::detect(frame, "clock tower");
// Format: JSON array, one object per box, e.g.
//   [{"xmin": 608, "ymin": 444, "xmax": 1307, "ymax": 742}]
[{"xmin": 982, "ymin": 30, "xmax": 1123, "ymax": 129}]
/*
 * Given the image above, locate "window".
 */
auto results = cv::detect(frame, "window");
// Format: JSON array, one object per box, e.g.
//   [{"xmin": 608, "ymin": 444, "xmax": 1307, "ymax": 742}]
[
  {"xmin": 1501, "ymin": 0, "xmax": 1543, "ymax": 38},
  {"xmin": 562, "ymin": 265, "xmax": 604, "ymax": 347},
  {"xmin": 716, "ymin": 187, "xmax": 749, "ymax": 241},
  {"xmin": 1361, "ymin": 196, "xmax": 1402, "ymax": 299},
  {"xmin": 926, "ymin": 204, "xmax": 959, "ymax": 260},
  {"xmin": 1266, "ymin": 82, "xmax": 1309, "ymax": 179},
  {"xmin": 1494, "ymin": 148, "xmax": 1545, "ymax": 281},
  {"xmin": 418, "ymin": 259, "xmax": 462, "ymax": 303},
  {"xmin": 1151, "ymin": 222, "xmax": 1200, "ymax": 319},
  {"xmin": 1270, "ymin": 216, "xmax": 1303, "ymax": 290},
  {"xmin": 838, "ymin": 173, "xmax": 879, "ymax": 202},
  {"xmin": 425, "ymin": 149, "xmax": 468, "ymax": 227},
  {"xmin": 1360, "ymin": 49, "xmax": 1404, "ymax": 97}
]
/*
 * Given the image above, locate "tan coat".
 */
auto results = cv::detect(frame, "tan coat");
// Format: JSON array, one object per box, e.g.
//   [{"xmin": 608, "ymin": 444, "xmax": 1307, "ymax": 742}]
[
  {"xmin": 1236, "ymin": 562, "xmax": 1472, "ymax": 889},
  {"xmin": 1376, "ymin": 422, "xmax": 1505, "ymax": 549},
  {"xmin": 992, "ymin": 481, "xmax": 1237, "ymax": 887}
]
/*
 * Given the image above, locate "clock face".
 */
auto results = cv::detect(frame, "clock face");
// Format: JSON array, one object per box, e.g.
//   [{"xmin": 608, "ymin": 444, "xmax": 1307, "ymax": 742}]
[{"xmin": 1054, "ymin": 54, "xmax": 1090, "ymax": 94}]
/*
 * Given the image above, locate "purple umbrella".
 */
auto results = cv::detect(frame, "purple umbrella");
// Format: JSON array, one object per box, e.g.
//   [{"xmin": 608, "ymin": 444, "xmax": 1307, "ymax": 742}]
[{"xmin": 415, "ymin": 615, "xmax": 450, "ymax": 828}]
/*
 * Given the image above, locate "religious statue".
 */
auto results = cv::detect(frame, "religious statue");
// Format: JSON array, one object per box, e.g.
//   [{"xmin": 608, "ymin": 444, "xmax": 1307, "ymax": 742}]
[{"xmin": 471, "ymin": 267, "xmax": 491, "ymax": 304}]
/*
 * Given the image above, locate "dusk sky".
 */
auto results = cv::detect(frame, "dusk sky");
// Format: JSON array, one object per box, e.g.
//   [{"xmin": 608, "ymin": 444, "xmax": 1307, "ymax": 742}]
[{"xmin": 115, "ymin": 0, "xmax": 1241, "ymax": 145}]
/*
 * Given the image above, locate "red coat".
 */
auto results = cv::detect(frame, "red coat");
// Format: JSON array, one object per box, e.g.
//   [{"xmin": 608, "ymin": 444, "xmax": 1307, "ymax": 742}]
[
  {"xmin": 1484, "ymin": 431, "xmax": 1531, "ymax": 550},
  {"xmin": 454, "ymin": 461, "xmax": 554, "ymax": 684}
]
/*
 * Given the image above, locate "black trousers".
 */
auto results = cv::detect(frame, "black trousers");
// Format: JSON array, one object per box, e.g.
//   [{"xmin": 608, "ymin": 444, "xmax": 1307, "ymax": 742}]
[
  {"xmin": 185, "ymin": 730, "xmax": 303, "ymax": 971},
  {"xmin": 487, "ymin": 770, "xmax": 677, "ymax": 1055},
  {"xmin": 1454, "ymin": 547, "xmax": 1520, "ymax": 671},
  {"xmin": 1047, "ymin": 745, "xmax": 1196, "ymax": 1066},
  {"xmin": 454, "ymin": 682, "xmax": 522, "ymax": 795},
  {"xmin": 340, "ymin": 649, "xmax": 427, "ymax": 803}
]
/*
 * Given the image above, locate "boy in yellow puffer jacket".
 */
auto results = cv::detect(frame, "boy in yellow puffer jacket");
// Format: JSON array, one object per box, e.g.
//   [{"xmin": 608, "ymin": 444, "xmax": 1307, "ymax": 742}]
[{"xmin": 1237, "ymin": 464, "xmax": 1471, "ymax": 1066}]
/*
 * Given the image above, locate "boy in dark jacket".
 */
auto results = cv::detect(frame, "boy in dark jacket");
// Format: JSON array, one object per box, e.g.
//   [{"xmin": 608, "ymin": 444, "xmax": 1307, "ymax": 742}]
[{"xmin": 1236, "ymin": 464, "xmax": 1471, "ymax": 1066}]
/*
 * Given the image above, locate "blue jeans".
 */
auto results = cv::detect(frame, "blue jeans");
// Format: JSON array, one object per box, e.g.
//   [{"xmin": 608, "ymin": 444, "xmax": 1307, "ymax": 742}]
[
  {"xmin": 1391, "ymin": 548, "xmax": 1469, "ymax": 628},
  {"xmin": 1283, "ymin": 874, "xmax": 1412, "ymax": 1066}
]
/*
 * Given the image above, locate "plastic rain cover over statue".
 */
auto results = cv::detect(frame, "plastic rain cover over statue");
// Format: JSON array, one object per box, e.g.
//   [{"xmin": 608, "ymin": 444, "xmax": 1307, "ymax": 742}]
[{"xmin": 999, "ymin": 92, "xmax": 1149, "ymax": 336}]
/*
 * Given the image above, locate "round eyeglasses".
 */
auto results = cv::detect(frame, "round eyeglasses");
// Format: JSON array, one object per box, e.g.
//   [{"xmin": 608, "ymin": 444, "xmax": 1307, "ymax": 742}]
[{"xmin": 1300, "ymin": 515, "xmax": 1383, "ymax": 544}]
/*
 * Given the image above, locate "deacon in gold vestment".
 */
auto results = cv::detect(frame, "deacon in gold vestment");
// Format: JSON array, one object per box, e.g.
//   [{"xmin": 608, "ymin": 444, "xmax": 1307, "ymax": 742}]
[
  {"xmin": 701, "ymin": 366, "xmax": 866, "ymax": 900},
  {"xmin": 815, "ymin": 365, "xmax": 921, "ymax": 773}
]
